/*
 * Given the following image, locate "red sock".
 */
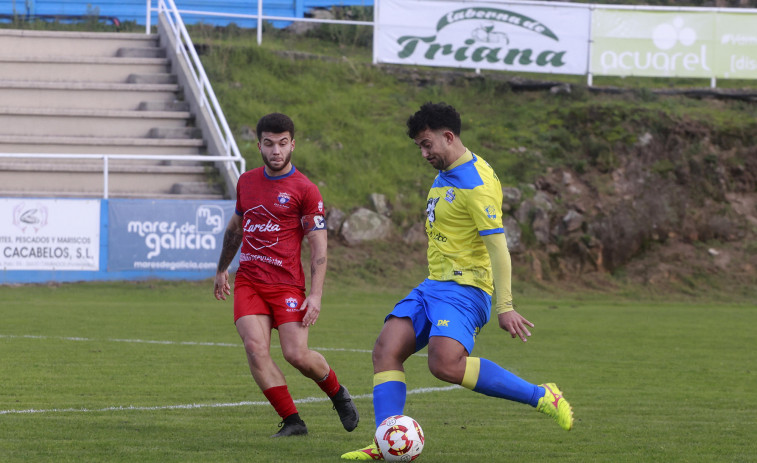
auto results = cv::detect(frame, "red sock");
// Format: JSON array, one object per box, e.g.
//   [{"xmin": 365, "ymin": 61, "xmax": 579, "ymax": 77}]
[
  {"xmin": 263, "ymin": 385, "xmax": 298, "ymax": 419},
  {"xmin": 316, "ymin": 368, "xmax": 341, "ymax": 397}
]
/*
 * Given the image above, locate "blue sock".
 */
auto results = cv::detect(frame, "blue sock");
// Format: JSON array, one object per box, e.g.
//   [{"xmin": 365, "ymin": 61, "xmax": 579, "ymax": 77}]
[
  {"xmin": 463, "ymin": 357, "xmax": 544, "ymax": 407},
  {"xmin": 372, "ymin": 371, "xmax": 407, "ymax": 427}
]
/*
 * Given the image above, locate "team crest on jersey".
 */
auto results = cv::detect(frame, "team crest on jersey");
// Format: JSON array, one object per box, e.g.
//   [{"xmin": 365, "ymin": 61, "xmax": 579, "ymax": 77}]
[
  {"xmin": 445, "ymin": 188, "xmax": 455, "ymax": 203},
  {"xmin": 485, "ymin": 205, "xmax": 497, "ymax": 219},
  {"xmin": 318, "ymin": 200, "xmax": 324, "ymax": 213},
  {"xmin": 426, "ymin": 197, "xmax": 440, "ymax": 227},
  {"xmin": 285, "ymin": 297, "xmax": 299, "ymax": 311},
  {"xmin": 277, "ymin": 192, "xmax": 291, "ymax": 206}
]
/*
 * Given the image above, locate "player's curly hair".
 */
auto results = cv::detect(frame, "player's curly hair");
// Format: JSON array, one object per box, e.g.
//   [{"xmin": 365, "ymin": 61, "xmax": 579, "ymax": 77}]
[
  {"xmin": 256, "ymin": 113, "xmax": 295, "ymax": 140},
  {"xmin": 406, "ymin": 102, "xmax": 461, "ymax": 139}
]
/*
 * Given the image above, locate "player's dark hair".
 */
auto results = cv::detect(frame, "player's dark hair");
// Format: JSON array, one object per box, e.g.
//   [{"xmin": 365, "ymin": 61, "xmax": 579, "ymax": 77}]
[
  {"xmin": 256, "ymin": 113, "xmax": 295, "ymax": 140},
  {"xmin": 406, "ymin": 102, "xmax": 461, "ymax": 139}
]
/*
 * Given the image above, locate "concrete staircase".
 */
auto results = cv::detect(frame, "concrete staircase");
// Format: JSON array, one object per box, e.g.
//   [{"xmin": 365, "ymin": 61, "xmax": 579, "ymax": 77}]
[{"xmin": 0, "ymin": 29, "xmax": 227, "ymax": 199}]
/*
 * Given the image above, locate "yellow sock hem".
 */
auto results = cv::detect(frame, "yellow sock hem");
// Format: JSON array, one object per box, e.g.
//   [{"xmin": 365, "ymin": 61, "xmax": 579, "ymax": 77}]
[
  {"xmin": 373, "ymin": 370, "xmax": 406, "ymax": 387},
  {"xmin": 461, "ymin": 357, "xmax": 481, "ymax": 390}
]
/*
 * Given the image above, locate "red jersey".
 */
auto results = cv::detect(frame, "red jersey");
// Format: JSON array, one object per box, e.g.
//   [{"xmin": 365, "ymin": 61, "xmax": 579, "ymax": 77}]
[{"xmin": 235, "ymin": 166, "xmax": 325, "ymax": 290}]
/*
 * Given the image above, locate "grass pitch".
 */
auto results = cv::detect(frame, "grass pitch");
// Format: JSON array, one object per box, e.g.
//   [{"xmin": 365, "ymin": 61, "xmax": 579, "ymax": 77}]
[{"xmin": 0, "ymin": 280, "xmax": 755, "ymax": 462}]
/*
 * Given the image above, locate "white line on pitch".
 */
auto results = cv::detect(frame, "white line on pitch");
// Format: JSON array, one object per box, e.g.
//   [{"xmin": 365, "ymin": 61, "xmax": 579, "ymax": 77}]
[
  {"xmin": 0, "ymin": 385, "xmax": 462, "ymax": 415},
  {"xmin": 0, "ymin": 334, "xmax": 377, "ymax": 354}
]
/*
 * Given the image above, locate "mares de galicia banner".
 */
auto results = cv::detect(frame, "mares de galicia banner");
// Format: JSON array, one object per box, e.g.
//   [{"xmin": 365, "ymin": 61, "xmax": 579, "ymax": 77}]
[
  {"xmin": 108, "ymin": 199, "xmax": 237, "ymax": 273},
  {"xmin": 375, "ymin": 0, "xmax": 590, "ymax": 74},
  {"xmin": 0, "ymin": 198, "xmax": 100, "ymax": 271}
]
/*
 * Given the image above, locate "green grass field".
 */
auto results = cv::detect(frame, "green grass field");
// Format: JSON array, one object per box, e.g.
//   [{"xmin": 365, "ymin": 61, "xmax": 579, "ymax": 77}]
[{"xmin": 1, "ymin": 280, "xmax": 755, "ymax": 462}]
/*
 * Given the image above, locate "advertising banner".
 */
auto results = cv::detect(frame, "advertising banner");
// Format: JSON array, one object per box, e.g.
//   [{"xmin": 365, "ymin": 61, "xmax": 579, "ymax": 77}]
[
  {"xmin": 375, "ymin": 0, "xmax": 590, "ymax": 74},
  {"xmin": 108, "ymin": 199, "xmax": 237, "ymax": 272},
  {"xmin": 0, "ymin": 199, "xmax": 100, "ymax": 271},
  {"xmin": 715, "ymin": 13, "xmax": 757, "ymax": 79},
  {"xmin": 591, "ymin": 9, "xmax": 716, "ymax": 78}
]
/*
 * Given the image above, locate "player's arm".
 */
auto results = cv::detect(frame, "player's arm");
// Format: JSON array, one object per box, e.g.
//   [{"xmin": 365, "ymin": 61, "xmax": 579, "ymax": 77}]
[
  {"xmin": 214, "ymin": 213, "xmax": 243, "ymax": 301},
  {"xmin": 301, "ymin": 226, "xmax": 327, "ymax": 326},
  {"xmin": 482, "ymin": 232, "xmax": 534, "ymax": 342}
]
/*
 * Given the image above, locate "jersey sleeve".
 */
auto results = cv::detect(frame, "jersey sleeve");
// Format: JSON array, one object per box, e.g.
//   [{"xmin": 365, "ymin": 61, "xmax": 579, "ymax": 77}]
[
  {"xmin": 467, "ymin": 183, "xmax": 505, "ymax": 236},
  {"xmin": 300, "ymin": 182, "xmax": 326, "ymax": 231}
]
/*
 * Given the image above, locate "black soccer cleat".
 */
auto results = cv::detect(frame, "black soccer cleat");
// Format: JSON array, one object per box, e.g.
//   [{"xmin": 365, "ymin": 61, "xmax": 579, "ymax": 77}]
[
  {"xmin": 331, "ymin": 385, "xmax": 359, "ymax": 432},
  {"xmin": 271, "ymin": 419, "xmax": 308, "ymax": 438}
]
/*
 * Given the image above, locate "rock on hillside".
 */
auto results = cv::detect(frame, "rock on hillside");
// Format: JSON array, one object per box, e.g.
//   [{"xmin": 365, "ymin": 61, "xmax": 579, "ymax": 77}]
[
  {"xmin": 508, "ymin": 123, "xmax": 757, "ymax": 286},
  {"xmin": 324, "ymin": 121, "xmax": 757, "ymax": 290}
]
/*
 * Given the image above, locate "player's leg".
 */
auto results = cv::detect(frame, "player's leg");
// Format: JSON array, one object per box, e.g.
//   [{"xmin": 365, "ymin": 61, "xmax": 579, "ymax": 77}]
[
  {"xmin": 342, "ymin": 285, "xmax": 432, "ymax": 460},
  {"xmin": 236, "ymin": 314, "xmax": 307, "ymax": 437},
  {"xmin": 424, "ymin": 281, "xmax": 573, "ymax": 430},
  {"xmin": 426, "ymin": 324, "xmax": 543, "ymax": 405},
  {"xmin": 278, "ymin": 320, "xmax": 330, "ymax": 380},
  {"xmin": 341, "ymin": 316, "xmax": 417, "ymax": 461},
  {"xmin": 426, "ymin": 333, "xmax": 547, "ymax": 409},
  {"xmin": 371, "ymin": 315, "xmax": 417, "ymax": 426},
  {"xmin": 278, "ymin": 321, "xmax": 359, "ymax": 432},
  {"xmin": 456, "ymin": 351, "xmax": 573, "ymax": 430}
]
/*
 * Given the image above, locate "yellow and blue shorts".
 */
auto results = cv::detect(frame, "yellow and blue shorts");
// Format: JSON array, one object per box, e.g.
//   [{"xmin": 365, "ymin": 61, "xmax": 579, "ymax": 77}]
[{"xmin": 387, "ymin": 278, "xmax": 491, "ymax": 354}]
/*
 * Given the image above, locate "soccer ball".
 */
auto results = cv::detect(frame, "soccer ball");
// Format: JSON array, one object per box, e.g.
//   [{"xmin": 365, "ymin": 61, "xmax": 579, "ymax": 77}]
[{"xmin": 374, "ymin": 415, "xmax": 425, "ymax": 462}]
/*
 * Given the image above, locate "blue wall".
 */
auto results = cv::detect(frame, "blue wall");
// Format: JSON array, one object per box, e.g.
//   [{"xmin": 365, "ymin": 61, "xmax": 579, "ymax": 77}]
[{"xmin": 0, "ymin": 0, "xmax": 373, "ymax": 27}]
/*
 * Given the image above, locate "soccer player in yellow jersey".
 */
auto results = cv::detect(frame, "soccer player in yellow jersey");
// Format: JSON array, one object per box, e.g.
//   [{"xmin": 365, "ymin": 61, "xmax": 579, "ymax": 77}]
[{"xmin": 341, "ymin": 102, "xmax": 573, "ymax": 460}]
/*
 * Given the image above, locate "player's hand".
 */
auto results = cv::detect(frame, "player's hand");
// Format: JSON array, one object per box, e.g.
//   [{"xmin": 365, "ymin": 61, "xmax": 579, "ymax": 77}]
[
  {"xmin": 498, "ymin": 310, "xmax": 534, "ymax": 342},
  {"xmin": 300, "ymin": 294, "xmax": 322, "ymax": 327},
  {"xmin": 214, "ymin": 271, "xmax": 231, "ymax": 301}
]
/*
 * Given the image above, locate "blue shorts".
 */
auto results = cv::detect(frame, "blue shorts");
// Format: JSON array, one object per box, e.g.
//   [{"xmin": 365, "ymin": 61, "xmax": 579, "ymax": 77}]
[{"xmin": 388, "ymin": 279, "xmax": 492, "ymax": 354}]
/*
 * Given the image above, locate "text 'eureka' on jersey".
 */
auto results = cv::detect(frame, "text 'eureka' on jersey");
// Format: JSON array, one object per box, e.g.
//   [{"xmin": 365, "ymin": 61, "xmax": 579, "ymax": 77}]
[{"xmin": 235, "ymin": 166, "xmax": 325, "ymax": 290}]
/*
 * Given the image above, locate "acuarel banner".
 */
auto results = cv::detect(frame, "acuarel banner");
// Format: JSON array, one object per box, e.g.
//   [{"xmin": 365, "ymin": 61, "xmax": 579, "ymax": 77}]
[
  {"xmin": 375, "ymin": 0, "xmax": 590, "ymax": 74},
  {"xmin": 590, "ymin": 9, "xmax": 757, "ymax": 79},
  {"xmin": 108, "ymin": 199, "xmax": 237, "ymax": 272},
  {"xmin": 591, "ymin": 10, "xmax": 716, "ymax": 78},
  {"xmin": 0, "ymin": 199, "xmax": 100, "ymax": 271}
]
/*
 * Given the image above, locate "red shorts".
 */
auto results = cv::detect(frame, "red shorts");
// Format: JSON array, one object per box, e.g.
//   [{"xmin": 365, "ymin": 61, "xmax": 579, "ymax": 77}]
[{"xmin": 233, "ymin": 275, "xmax": 306, "ymax": 328}]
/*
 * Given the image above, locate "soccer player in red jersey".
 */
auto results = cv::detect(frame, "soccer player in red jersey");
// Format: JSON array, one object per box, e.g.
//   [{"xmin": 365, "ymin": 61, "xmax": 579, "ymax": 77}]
[{"xmin": 214, "ymin": 113, "xmax": 359, "ymax": 437}]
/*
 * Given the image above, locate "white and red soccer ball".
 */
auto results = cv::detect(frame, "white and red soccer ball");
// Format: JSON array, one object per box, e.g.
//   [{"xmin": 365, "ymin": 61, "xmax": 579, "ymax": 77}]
[{"xmin": 374, "ymin": 415, "xmax": 425, "ymax": 461}]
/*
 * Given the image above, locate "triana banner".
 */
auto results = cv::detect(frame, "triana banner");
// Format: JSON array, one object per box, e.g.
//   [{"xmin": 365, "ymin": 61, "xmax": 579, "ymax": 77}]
[
  {"xmin": 108, "ymin": 199, "xmax": 237, "ymax": 272},
  {"xmin": 591, "ymin": 9, "xmax": 757, "ymax": 79},
  {"xmin": 0, "ymin": 198, "xmax": 100, "ymax": 271},
  {"xmin": 375, "ymin": 0, "xmax": 590, "ymax": 75}
]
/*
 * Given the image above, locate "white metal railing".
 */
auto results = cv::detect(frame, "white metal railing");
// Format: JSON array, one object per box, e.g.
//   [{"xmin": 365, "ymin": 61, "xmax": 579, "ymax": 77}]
[
  {"xmin": 147, "ymin": 0, "xmax": 246, "ymax": 181},
  {"xmin": 0, "ymin": 153, "xmax": 241, "ymax": 199},
  {"xmin": 145, "ymin": 0, "xmax": 375, "ymax": 46}
]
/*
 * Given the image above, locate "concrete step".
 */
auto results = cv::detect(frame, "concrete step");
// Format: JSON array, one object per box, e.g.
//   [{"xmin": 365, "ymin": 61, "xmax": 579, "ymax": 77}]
[
  {"xmin": 0, "ymin": 29, "xmax": 160, "ymax": 57},
  {"xmin": 0, "ymin": 108, "xmax": 192, "ymax": 138},
  {"xmin": 0, "ymin": 134, "xmax": 204, "ymax": 155},
  {"xmin": 127, "ymin": 73, "xmax": 178, "ymax": 85},
  {"xmin": 0, "ymin": 189, "xmax": 227, "ymax": 200},
  {"xmin": 116, "ymin": 47, "xmax": 167, "ymax": 58},
  {"xmin": 0, "ymin": 170, "xmax": 214, "ymax": 195},
  {"xmin": 138, "ymin": 101, "xmax": 190, "ymax": 111},
  {"xmin": 0, "ymin": 81, "xmax": 181, "ymax": 110},
  {"xmin": 0, "ymin": 56, "xmax": 170, "ymax": 82},
  {"xmin": 0, "ymin": 160, "xmax": 208, "ymax": 173},
  {"xmin": 170, "ymin": 182, "xmax": 226, "ymax": 196},
  {"xmin": 148, "ymin": 127, "xmax": 203, "ymax": 139}
]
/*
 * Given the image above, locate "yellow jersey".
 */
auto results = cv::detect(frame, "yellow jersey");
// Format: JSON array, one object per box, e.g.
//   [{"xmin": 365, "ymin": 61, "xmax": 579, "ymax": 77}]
[{"xmin": 424, "ymin": 149, "xmax": 504, "ymax": 295}]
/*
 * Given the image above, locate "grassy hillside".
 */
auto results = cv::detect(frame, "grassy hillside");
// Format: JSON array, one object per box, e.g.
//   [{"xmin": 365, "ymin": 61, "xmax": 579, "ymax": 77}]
[
  {"xmin": 196, "ymin": 26, "xmax": 757, "ymax": 214},
  {"xmin": 193, "ymin": 25, "xmax": 757, "ymax": 299}
]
